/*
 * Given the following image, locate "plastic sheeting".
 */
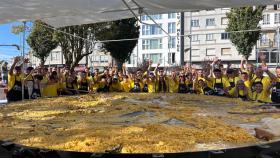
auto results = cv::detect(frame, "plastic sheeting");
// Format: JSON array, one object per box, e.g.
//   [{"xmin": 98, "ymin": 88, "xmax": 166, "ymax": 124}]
[{"xmin": 0, "ymin": 0, "xmax": 278, "ymax": 27}]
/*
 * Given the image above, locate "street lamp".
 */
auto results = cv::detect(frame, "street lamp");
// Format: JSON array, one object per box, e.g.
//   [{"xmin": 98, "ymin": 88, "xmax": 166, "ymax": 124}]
[{"xmin": 0, "ymin": 44, "xmax": 20, "ymax": 51}]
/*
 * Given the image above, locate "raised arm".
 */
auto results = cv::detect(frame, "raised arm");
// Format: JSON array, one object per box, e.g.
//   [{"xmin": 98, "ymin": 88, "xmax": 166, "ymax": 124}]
[
  {"xmin": 240, "ymin": 57, "xmax": 246, "ymax": 72},
  {"xmin": 153, "ymin": 62, "xmax": 160, "ymax": 75},
  {"xmin": 9, "ymin": 56, "xmax": 20, "ymax": 75}
]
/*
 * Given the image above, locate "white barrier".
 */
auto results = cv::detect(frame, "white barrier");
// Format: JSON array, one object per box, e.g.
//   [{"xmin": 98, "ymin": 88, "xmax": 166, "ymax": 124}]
[{"xmin": 0, "ymin": 88, "xmax": 7, "ymax": 105}]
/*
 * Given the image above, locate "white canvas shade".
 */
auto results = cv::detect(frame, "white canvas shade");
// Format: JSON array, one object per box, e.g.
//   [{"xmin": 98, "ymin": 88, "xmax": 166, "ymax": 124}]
[{"xmin": 0, "ymin": 0, "xmax": 278, "ymax": 27}]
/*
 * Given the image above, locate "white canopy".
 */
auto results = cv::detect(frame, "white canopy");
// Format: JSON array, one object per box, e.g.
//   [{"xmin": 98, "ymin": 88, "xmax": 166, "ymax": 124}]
[{"xmin": 0, "ymin": 0, "xmax": 278, "ymax": 27}]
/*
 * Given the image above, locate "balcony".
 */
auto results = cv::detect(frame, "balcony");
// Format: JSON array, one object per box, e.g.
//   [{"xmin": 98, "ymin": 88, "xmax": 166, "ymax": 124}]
[{"xmin": 259, "ymin": 39, "xmax": 276, "ymax": 48}]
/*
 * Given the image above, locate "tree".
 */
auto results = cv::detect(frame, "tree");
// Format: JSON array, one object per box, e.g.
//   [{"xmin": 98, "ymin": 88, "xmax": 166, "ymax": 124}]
[
  {"xmin": 226, "ymin": 6, "xmax": 265, "ymax": 60},
  {"xmin": 95, "ymin": 18, "xmax": 140, "ymax": 67},
  {"xmin": 27, "ymin": 20, "xmax": 58, "ymax": 65},
  {"xmin": 54, "ymin": 23, "xmax": 105, "ymax": 71}
]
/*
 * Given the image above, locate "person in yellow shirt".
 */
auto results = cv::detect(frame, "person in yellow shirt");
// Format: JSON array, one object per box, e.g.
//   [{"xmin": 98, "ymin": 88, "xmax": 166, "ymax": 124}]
[
  {"xmin": 156, "ymin": 69, "xmax": 168, "ymax": 93},
  {"xmin": 266, "ymin": 66, "xmax": 280, "ymax": 103},
  {"xmin": 206, "ymin": 69, "xmax": 231, "ymax": 96},
  {"xmin": 130, "ymin": 77, "xmax": 142, "ymax": 93},
  {"xmin": 120, "ymin": 75, "xmax": 131, "ymax": 92},
  {"xmin": 168, "ymin": 71, "xmax": 179, "ymax": 93},
  {"xmin": 147, "ymin": 72, "xmax": 157, "ymax": 93},
  {"xmin": 62, "ymin": 72, "xmax": 78, "ymax": 95},
  {"xmin": 251, "ymin": 67, "xmax": 271, "ymax": 94},
  {"xmin": 227, "ymin": 69, "xmax": 240, "ymax": 97},
  {"xmin": 142, "ymin": 76, "xmax": 149, "ymax": 93},
  {"xmin": 40, "ymin": 68, "xmax": 49, "ymax": 97},
  {"xmin": 250, "ymin": 81, "xmax": 271, "ymax": 103},
  {"xmin": 178, "ymin": 75, "xmax": 189, "ymax": 93},
  {"xmin": 240, "ymin": 72, "xmax": 251, "ymax": 88},
  {"xmin": 198, "ymin": 78, "xmax": 215, "ymax": 95},
  {"xmin": 77, "ymin": 71, "xmax": 90, "ymax": 94},
  {"xmin": 110, "ymin": 75, "xmax": 122, "ymax": 92},
  {"xmin": 233, "ymin": 80, "xmax": 251, "ymax": 101},
  {"xmin": 97, "ymin": 77, "xmax": 109, "ymax": 93},
  {"xmin": 6, "ymin": 56, "xmax": 25, "ymax": 101},
  {"xmin": 43, "ymin": 72, "xmax": 59, "ymax": 97}
]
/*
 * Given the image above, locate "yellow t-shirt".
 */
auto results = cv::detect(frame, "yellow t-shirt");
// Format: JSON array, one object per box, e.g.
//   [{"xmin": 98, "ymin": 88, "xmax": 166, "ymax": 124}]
[
  {"xmin": 147, "ymin": 80, "xmax": 156, "ymax": 93},
  {"xmin": 230, "ymin": 88, "xmax": 252, "ymax": 98},
  {"xmin": 228, "ymin": 77, "xmax": 240, "ymax": 96},
  {"xmin": 251, "ymin": 91, "xmax": 271, "ymax": 103},
  {"xmin": 130, "ymin": 80, "xmax": 143, "ymax": 91},
  {"xmin": 211, "ymin": 77, "xmax": 231, "ymax": 89},
  {"xmin": 8, "ymin": 73, "xmax": 24, "ymax": 91},
  {"xmin": 43, "ymin": 82, "xmax": 59, "ymax": 97},
  {"xmin": 244, "ymin": 80, "xmax": 251, "ymax": 88},
  {"xmin": 110, "ymin": 82, "xmax": 122, "ymax": 92},
  {"xmin": 77, "ymin": 78, "xmax": 90, "ymax": 90},
  {"xmin": 168, "ymin": 77, "xmax": 178, "ymax": 93},
  {"xmin": 121, "ymin": 80, "xmax": 131, "ymax": 92},
  {"xmin": 251, "ymin": 76, "xmax": 271, "ymax": 89},
  {"xmin": 41, "ymin": 76, "xmax": 49, "ymax": 97}
]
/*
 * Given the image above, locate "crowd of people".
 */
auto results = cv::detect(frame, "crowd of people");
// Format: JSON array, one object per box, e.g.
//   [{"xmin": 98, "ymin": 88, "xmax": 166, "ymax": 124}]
[{"xmin": 3, "ymin": 55, "xmax": 280, "ymax": 103}]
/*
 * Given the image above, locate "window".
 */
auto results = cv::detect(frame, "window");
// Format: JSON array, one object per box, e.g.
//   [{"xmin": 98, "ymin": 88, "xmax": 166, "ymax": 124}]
[
  {"xmin": 142, "ymin": 24, "xmax": 162, "ymax": 35},
  {"xmin": 149, "ymin": 14, "xmax": 162, "ymax": 20},
  {"xmin": 191, "ymin": 20, "xmax": 199, "ymax": 27},
  {"xmin": 168, "ymin": 22, "xmax": 176, "ymax": 33},
  {"xmin": 141, "ymin": 15, "xmax": 148, "ymax": 21},
  {"xmin": 206, "ymin": 18, "xmax": 215, "ymax": 26},
  {"xmin": 263, "ymin": 14, "xmax": 270, "ymax": 25},
  {"xmin": 191, "ymin": 49, "xmax": 200, "ymax": 57},
  {"xmin": 206, "ymin": 34, "xmax": 214, "ymax": 41},
  {"xmin": 168, "ymin": 13, "xmax": 176, "ymax": 19},
  {"xmin": 100, "ymin": 55, "xmax": 109, "ymax": 62},
  {"xmin": 191, "ymin": 34, "xmax": 199, "ymax": 42},
  {"xmin": 51, "ymin": 51, "xmax": 59, "ymax": 60},
  {"xmin": 168, "ymin": 52, "xmax": 176, "ymax": 64},
  {"xmin": 275, "ymin": 13, "xmax": 280, "ymax": 24},
  {"xmin": 93, "ymin": 56, "xmax": 99, "ymax": 62},
  {"xmin": 221, "ymin": 33, "xmax": 230, "ymax": 40},
  {"xmin": 221, "ymin": 17, "xmax": 228, "ymax": 25},
  {"xmin": 142, "ymin": 39, "xmax": 163, "ymax": 50},
  {"xmin": 141, "ymin": 14, "xmax": 162, "ymax": 21},
  {"xmin": 206, "ymin": 48, "xmax": 216, "ymax": 56},
  {"xmin": 261, "ymin": 33, "xmax": 269, "ymax": 46},
  {"xmin": 221, "ymin": 48, "xmax": 231, "ymax": 56},
  {"xmin": 142, "ymin": 53, "xmax": 162, "ymax": 63},
  {"xmin": 168, "ymin": 37, "xmax": 176, "ymax": 48}
]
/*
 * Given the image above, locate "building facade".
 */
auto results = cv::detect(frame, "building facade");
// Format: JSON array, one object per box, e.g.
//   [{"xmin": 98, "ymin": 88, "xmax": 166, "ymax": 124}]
[
  {"xmin": 126, "ymin": 13, "xmax": 182, "ymax": 68},
  {"xmin": 29, "ymin": 46, "xmax": 112, "ymax": 70},
  {"xmin": 184, "ymin": 8, "xmax": 257, "ymax": 67},
  {"xmin": 258, "ymin": 4, "xmax": 280, "ymax": 66}
]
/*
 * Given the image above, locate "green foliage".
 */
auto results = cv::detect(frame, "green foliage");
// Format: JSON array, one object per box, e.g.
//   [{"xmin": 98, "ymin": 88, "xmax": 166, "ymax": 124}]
[
  {"xmin": 11, "ymin": 25, "xmax": 25, "ymax": 35},
  {"xmin": 27, "ymin": 20, "xmax": 58, "ymax": 65},
  {"xmin": 95, "ymin": 18, "xmax": 140, "ymax": 65},
  {"xmin": 226, "ymin": 6, "xmax": 265, "ymax": 60},
  {"xmin": 54, "ymin": 23, "xmax": 106, "ymax": 71}
]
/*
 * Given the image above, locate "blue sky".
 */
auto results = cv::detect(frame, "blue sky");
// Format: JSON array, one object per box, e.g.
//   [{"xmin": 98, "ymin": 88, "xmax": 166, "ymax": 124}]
[{"xmin": 0, "ymin": 21, "xmax": 31, "ymax": 61}]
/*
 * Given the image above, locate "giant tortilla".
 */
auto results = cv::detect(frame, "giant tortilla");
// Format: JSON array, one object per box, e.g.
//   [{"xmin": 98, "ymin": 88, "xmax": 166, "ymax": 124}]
[{"xmin": 0, "ymin": 93, "xmax": 279, "ymax": 153}]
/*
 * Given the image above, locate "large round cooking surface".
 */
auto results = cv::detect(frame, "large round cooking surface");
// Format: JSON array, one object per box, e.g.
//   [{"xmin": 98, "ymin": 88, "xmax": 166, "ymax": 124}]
[{"xmin": 0, "ymin": 93, "xmax": 279, "ymax": 153}]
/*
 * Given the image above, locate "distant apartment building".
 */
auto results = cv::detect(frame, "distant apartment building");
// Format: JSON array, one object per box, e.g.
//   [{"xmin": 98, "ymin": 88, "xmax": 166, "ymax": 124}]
[
  {"xmin": 29, "ymin": 46, "xmax": 112, "ymax": 70},
  {"xmin": 258, "ymin": 4, "xmax": 280, "ymax": 66},
  {"xmin": 126, "ymin": 13, "xmax": 182, "ymax": 68},
  {"xmin": 184, "ymin": 8, "xmax": 257, "ymax": 67}
]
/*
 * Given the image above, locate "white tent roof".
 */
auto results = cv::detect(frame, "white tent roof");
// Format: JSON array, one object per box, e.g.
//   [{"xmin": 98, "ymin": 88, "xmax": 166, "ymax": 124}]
[{"xmin": 0, "ymin": 0, "xmax": 278, "ymax": 27}]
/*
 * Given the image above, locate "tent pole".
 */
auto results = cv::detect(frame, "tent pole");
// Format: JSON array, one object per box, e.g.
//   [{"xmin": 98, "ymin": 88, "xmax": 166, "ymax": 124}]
[
  {"xmin": 189, "ymin": 12, "xmax": 192, "ymax": 67},
  {"xmin": 277, "ymin": 27, "xmax": 280, "ymax": 66},
  {"xmin": 21, "ymin": 21, "xmax": 26, "ymax": 101}
]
